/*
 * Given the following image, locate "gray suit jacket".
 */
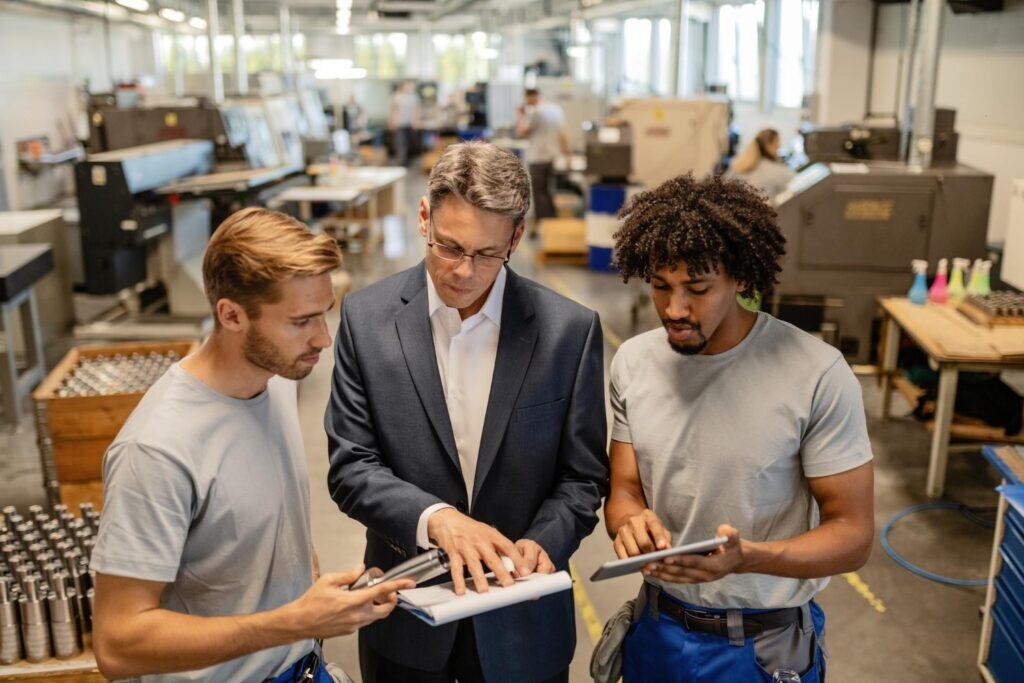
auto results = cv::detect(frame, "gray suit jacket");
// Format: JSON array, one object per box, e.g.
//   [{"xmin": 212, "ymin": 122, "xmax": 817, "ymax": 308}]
[{"xmin": 325, "ymin": 263, "xmax": 608, "ymax": 682}]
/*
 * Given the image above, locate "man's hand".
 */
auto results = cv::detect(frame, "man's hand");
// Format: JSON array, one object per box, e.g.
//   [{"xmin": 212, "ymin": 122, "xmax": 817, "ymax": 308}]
[
  {"xmin": 645, "ymin": 524, "xmax": 744, "ymax": 584},
  {"xmin": 427, "ymin": 508, "xmax": 528, "ymax": 595},
  {"xmin": 515, "ymin": 539, "xmax": 555, "ymax": 576},
  {"xmin": 285, "ymin": 565, "xmax": 414, "ymax": 639},
  {"xmin": 613, "ymin": 509, "xmax": 673, "ymax": 558}
]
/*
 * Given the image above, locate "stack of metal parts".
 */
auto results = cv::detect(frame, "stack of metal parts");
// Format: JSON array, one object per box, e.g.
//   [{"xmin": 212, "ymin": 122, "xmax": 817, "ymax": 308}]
[
  {"xmin": 966, "ymin": 292, "xmax": 1024, "ymax": 321},
  {"xmin": 56, "ymin": 351, "xmax": 181, "ymax": 398},
  {"xmin": 0, "ymin": 503, "xmax": 98, "ymax": 664}
]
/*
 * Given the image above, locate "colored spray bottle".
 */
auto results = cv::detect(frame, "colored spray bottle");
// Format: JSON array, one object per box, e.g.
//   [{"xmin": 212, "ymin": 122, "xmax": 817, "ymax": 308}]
[
  {"xmin": 967, "ymin": 259, "xmax": 992, "ymax": 296},
  {"xmin": 909, "ymin": 260, "xmax": 929, "ymax": 305},
  {"xmin": 928, "ymin": 258, "xmax": 949, "ymax": 304},
  {"xmin": 948, "ymin": 258, "xmax": 969, "ymax": 303}
]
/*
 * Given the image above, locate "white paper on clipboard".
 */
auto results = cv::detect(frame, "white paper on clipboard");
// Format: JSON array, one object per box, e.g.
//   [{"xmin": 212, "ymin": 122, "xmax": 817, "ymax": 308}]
[{"xmin": 590, "ymin": 536, "xmax": 729, "ymax": 582}]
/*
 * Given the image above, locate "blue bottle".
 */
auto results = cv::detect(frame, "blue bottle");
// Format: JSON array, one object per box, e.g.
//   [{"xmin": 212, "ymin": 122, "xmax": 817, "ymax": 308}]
[{"xmin": 909, "ymin": 260, "xmax": 928, "ymax": 305}]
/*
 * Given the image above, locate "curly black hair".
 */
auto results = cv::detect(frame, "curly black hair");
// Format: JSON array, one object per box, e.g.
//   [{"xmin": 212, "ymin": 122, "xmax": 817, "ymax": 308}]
[{"xmin": 612, "ymin": 173, "xmax": 786, "ymax": 299}]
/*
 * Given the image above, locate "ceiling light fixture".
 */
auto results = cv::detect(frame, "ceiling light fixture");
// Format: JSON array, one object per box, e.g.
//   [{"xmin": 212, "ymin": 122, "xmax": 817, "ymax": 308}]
[
  {"xmin": 115, "ymin": 0, "xmax": 150, "ymax": 11},
  {"xmin": 159, "ymin": 7, "xmax": 186, "ymax": 22}
]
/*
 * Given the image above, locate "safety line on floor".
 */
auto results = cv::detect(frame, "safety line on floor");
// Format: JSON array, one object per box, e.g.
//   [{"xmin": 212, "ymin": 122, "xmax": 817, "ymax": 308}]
[
  {"xmin": 570, "ymin": 561, "xmax": 605, "ymax": 645},
  {"xmin": 842, "ymin": 571, "xmax": 887, "ymax": 614},
  {"xmin": 542, "ymin": 272, "xmax": 625, "ymax": 349}
]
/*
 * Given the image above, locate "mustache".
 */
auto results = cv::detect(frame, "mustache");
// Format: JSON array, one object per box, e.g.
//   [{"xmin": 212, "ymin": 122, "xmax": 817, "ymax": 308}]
[{"xmin": 662, "ymin": 318, "xmax": 701, "ymax": 330}]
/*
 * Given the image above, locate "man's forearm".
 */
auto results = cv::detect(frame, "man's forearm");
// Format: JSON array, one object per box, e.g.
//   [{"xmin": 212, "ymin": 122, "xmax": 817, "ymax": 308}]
[
  {"xmin": 741, "ymin": 518, "xmax": 873, "ymax": 579},
  {"xmin": 98, "ymin": 604, "xmax": 304, "ymax": 679}
]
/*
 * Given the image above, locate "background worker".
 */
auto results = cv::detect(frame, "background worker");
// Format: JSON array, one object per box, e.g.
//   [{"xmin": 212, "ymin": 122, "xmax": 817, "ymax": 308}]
[
  {"xmin": 516, "ymin": 88, "xmax": 571, "ymax": 234},
  {"xmin": 727, "ymin": 128, "xmax": 796, "ymax": 200}
]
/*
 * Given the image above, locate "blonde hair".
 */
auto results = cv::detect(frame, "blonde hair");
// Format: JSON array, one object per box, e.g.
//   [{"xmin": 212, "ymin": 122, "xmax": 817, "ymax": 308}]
[
  {"xmin": 203, "ymin": 208, "xmax": 342, "ymax": 318},
  {"xmin": 428, "ymin": 141, "xmax": 532, "ymax": 227},
  {"xmin": 730, "ymin": 129, "xmax": 780, "ymax": 175}
]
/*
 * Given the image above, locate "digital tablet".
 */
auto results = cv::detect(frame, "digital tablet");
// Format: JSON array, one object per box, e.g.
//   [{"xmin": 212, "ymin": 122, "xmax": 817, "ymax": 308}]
[{"xmin": 589, "ymin": 536, "xmax": 729, "ymax": 582}]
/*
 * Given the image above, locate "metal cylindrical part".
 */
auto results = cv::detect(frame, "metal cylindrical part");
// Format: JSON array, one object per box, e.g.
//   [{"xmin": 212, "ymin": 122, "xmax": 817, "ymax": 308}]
[
  {"xmin": 86, "ymin": 588, "xmax": 95, "ymax": 631},
  {"xmin": 47, "ymin": 572, "xmax": 81, "ymax": 659},
  {"xmin": 0, "ymin": 578, "xmax": 21, "ymax": 664},
  {"xmin": 19, "ymin": 577, "xmax": 50, "ymax": 662}
]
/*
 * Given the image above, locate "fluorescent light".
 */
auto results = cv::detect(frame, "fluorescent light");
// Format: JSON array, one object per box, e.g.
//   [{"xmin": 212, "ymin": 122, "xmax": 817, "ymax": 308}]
[
  {"xmin": 310, "ymin": 59, "xmax": 354, "ymax": 70},
  {"xmin": 116, "ymin": 0, "xmax": 149, "ymax": 11},
  {"xmin": 567, "ymin": 46, "xmax": 588, "ymax": 58},
  {"xmin": 188, "ymin": 17, "xmax": 207, "ymax": 30},
  {"xmin": 159, "ymin": 7, "xmax": 186, "ymax": 22}
]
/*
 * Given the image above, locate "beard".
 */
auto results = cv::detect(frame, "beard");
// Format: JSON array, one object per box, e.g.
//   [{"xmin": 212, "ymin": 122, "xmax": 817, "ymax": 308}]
[
  {"xmin": 663, "ymin": 318, "xmax": 709, "ymax": 356},
  {"xmin": 243, "ymin": 326, "xmax": 316, "ymax": 381}
]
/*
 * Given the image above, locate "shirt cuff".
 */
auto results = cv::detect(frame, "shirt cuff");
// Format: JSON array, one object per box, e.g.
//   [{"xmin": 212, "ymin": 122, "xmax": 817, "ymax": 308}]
[{"xmin": 416, "ymin": 503, "xmax": 455, "ymax": 549}]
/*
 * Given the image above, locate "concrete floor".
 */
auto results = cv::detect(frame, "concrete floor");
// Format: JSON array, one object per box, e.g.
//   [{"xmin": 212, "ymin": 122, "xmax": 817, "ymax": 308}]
[{"xmin": 0, "ymin": 167, "xmax": 1004, "ymax": 681}]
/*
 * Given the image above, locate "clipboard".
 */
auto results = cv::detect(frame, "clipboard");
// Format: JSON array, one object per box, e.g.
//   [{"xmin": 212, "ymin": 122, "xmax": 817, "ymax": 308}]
[{"xmin": 590, "ymin": 536, "xmax": 729, "ymax": 582}]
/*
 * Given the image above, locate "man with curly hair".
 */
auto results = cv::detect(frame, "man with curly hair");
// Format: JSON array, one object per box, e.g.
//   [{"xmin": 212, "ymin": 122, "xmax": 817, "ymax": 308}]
[{"xmin": 604, "ymin": 174, "xmax": 874, "ymax": 682}]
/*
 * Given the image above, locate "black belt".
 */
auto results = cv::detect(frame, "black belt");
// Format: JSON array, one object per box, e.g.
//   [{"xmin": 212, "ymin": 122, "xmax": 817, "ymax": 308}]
[{"xmin": 655, "ymin": 590, "xmax": 800, "ymax": 638}]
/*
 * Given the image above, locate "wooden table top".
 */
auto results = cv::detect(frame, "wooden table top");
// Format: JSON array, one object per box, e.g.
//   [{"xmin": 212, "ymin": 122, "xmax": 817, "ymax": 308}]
[{"xmin": 881, "ymin": 297, "xmax": 1024, "ymax": 365}]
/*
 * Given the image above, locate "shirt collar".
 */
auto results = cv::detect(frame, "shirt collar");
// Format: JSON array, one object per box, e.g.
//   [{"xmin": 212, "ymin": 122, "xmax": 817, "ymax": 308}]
[{"xmin": 426, "ymin": 267, "xmax": 507, "ymax": 327}]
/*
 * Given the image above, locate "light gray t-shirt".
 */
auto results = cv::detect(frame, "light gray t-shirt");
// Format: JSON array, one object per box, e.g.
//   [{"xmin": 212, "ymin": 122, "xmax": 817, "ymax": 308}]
[
  {"xmin": 92, "ymin": 365, "xmax": 314, "ymax": 682},
  {"xmin": 610, "ymin": 313, "xmax": 872, "ymax": 609},
  {"xmin": 525, "ymin": 101, "xmax": 567, "ymax": 164},
  {"xmin": 390, "ymin": 90, "xmax": 419, "ymax": 128},
  {"xmin": 728, "ymin": 159, "xmax": 796, "ymax": 201}
]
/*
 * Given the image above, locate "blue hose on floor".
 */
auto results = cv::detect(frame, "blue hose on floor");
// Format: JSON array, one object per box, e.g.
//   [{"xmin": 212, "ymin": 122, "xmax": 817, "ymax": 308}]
[{"xmin": 881, "ymin": 501, "xmax": 995, "ymax": 587}]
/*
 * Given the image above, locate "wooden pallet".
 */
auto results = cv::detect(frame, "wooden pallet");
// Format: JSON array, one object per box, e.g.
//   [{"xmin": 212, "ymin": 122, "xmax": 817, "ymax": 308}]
[{"xmin": 891, "ymin": 375, "xmax": 1024, "ymax": 445}]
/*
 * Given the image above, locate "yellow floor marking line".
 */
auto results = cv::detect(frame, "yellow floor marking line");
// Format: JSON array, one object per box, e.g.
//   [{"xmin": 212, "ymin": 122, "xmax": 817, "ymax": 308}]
[
  {"xmin": 842, "ymin": 571, "xmax": 887, "ymax": 613},
  {"xmin": 543, "ymin": 272, "xmax": 625, "ymax": 349},
  {"xmin": 570, "ymin": 561, "xmax": 605, "ymax": 645}
]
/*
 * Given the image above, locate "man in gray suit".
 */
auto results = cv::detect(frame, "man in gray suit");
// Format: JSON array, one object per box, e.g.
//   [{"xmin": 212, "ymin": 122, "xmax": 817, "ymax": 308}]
[{"xmin": 325, "ymin": 141, "xmax": 608, "ymax": 682}]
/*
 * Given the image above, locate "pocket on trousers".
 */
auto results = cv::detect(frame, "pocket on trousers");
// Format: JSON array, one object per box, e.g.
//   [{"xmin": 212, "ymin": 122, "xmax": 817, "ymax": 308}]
[{"xmin": 750, "ymin": 621, "xmax": 822, "ymax": 683}]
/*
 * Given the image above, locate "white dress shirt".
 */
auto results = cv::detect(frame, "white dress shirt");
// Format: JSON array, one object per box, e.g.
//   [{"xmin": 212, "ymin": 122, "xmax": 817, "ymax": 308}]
[{"xmin": 415, "ymin": 268, "xmax": 507, "ymax": 549}]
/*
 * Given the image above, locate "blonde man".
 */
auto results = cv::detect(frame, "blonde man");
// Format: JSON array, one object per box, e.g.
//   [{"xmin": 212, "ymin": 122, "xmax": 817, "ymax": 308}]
[{"xmin": 91, "ymin": 208, "xmax": 412, "ymax": 683}]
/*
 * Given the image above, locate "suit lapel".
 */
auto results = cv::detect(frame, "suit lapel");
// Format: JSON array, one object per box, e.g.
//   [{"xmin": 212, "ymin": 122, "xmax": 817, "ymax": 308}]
[
  {"xmin": 395, "ymin": 264, "xmax": 461, "ymax": 474},
  {"xmin": 473, "ymin": 269, "xmax": 538, "ymax": 504}
]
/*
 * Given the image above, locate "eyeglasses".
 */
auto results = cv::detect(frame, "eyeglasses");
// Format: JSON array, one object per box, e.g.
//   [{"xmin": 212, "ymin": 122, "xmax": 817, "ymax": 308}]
[{"xmin": 426, "ymin": 219, "xmax": 514, "ymax": 271}]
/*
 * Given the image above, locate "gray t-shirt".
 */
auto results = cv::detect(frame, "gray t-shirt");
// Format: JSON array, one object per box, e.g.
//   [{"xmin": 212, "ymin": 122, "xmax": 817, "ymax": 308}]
[
  {"xmin": 92, "ymin": 365, "xmax": 314, "ymax": 682},
  {"xmin": 728, "ymin": 159, "xmax": 796, "ymax": 201},
  {"xmin": 525, "ymin": 101, "xmax": 567, "ymax": 164},
  {"xmin": 610, "ymin": 313, "xmax": 872, "ymax": 609}
]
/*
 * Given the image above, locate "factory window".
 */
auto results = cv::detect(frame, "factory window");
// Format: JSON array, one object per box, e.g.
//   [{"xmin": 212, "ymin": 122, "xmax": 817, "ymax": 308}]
[
  {"xmin": 622, "ymin": 18, "xmax": 653, "ymax": 94},
  {"xmin": 716, "ymin": 0, "xmax": 764, "ymax": 102},
  {"xmin": 774, "ymin": 0, "xmax": 819, "ymax": 108},
  {"xmin": 656, "ymin": 18, "xmax": 673, "ymax": 95},
  {"xmin": 376, "ymin": 33, "xmax": 408, "ymax": 79}
]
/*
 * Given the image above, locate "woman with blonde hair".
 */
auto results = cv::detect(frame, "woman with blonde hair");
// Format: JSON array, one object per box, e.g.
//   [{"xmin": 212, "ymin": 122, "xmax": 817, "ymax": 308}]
[{"xmin": 727, "ymin": 128, "xmax": 795, "ymax": 200}]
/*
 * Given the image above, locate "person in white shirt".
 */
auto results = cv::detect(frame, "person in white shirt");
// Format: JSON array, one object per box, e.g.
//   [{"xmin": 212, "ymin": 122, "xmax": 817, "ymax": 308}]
[
  {"xmin": 325, "ymin": 141, "xmax": 608, "ymax": 682},
  {"xmin": 726, "ymin": 128, "xmax": 796, "ymax": 201},
  {"xmin": 389, "ymin": 80, "xmax": 420, "ymax": 166},
  {"xmin": 516, "ymin": 88, "xmax": 571, "ymax": 231}
]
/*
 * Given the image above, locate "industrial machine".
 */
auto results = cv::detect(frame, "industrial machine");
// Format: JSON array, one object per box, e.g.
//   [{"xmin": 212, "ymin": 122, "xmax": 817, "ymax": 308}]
[
  {"xmin": 796, "ymin": 108, "xmax": 959, "ymax": 167},
  {"xmin": 609, "ymin": 98, "xmax": 729, "ymax": 188},
  {"xmin": 774, "ymin": 160, "xmax": 993, "ymax": 362},
  {"xmin": 73, "ymin": 139, "xmax": 219, "ymax": 339},
  {"xmin": 584, "ymin": 124, "xmax": 632, "ymax": 183}
]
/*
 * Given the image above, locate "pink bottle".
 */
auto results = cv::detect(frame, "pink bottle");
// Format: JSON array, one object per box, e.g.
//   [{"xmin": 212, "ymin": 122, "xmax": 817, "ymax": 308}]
[{"xmin": 928, "ymin": 258, "xmax": 949, "ymax": 304}]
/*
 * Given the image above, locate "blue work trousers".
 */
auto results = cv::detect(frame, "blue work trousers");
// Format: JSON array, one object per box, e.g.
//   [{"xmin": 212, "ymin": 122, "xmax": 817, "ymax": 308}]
[{"xmin": 623, "ymin": 595, "xmax": 827, "ymax": 683}]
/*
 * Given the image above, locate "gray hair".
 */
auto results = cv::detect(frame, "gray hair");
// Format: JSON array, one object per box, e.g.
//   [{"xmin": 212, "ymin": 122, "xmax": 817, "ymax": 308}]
[{"xmin": 427, "ymin": 141, "xmax": 532, "ymax": 228}]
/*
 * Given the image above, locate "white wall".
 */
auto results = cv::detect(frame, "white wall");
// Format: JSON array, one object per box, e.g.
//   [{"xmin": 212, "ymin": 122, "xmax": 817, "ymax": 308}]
[
  {"xmin": 812, "ymin": 0, "xmax": 874, "ymax": 126},
  {"xmin": 867, "ymin": 0, "xmax": 1024, "ymax": 242},
  {"xmin": 0, "ymin": 4, "xmax": 158, "ymax": 210}
]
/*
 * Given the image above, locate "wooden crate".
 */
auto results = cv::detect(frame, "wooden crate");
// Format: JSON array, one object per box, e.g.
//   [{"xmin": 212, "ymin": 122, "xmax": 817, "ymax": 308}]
[
  {"xmin": 554, "ymin": 193, "xmax": 582, "ymax": 219},
  {"xmin": 538, "ymin": 218, "xmax": 588, "ymax": 265},
  {"xmin": 33, "ymin": 341, "xmax": 199, "ymax": 508}
]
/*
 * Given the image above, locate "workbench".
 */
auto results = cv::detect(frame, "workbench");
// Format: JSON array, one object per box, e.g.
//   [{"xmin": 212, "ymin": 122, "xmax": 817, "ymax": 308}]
[
  {"xmin": 303, "ymin": 165, "xmax": 407, "ymax": 226},
  {"xmin": 0, "ymin": 244, "xmax": 53, "ymax": 427},
  {"xmin": 878, "ymin": 297, "xmax": 1024, "ymax": 498}
]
